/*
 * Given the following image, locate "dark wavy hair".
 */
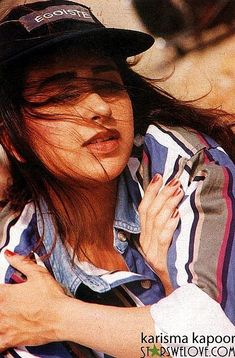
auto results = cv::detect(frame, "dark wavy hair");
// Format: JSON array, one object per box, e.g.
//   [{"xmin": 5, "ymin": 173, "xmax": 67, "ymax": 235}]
[{"xmin": 0, "ymin": 43, "xmax": 234, "ymax": 258}]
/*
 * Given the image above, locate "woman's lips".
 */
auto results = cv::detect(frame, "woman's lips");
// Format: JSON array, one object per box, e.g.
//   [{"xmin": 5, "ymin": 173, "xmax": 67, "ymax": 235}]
[
  {"xmin": 82, "ymin": 129, "xmax": 120, "ymax": 154},
  {"xmin": 86, "ymin": 138, "xmax": 120, "ymax": 154}
]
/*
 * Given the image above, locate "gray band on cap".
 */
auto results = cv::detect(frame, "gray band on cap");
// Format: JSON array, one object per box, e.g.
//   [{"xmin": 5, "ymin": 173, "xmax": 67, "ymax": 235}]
[{"xmin": 19, "ymin": 5, "xmax": 95, "ymax": 32}]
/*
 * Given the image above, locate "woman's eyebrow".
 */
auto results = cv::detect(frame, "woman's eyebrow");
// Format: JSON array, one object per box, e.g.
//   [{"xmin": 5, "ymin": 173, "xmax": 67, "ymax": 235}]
[
  {"xmin": 38, "ymin": 71, "xmax": 77, "ymax": 89},
  {"xmin": 36, "ymin": 66, "xmax": 117, "ymax": 90}
]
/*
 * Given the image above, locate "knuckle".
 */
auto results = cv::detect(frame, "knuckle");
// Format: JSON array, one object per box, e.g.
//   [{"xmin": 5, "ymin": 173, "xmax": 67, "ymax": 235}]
[
  {"xmin": 153, "ymin": 217, "xmax": 161, "ymax": 228},
  {"xmin": 161, "ymin": 227, "xmax": 175, "ymax": 241},
  {"xmin": 147, "ymin": 208, "xmax": 156, "ymax": 219},
  {"xmin": 158, "ymin": 232, "xmax": 170, "ymax": 244}
]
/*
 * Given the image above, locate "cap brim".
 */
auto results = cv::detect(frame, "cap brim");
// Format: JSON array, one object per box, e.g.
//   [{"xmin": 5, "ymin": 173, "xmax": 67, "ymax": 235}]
[{"xmin": 0, "ymin": 27, "xmax": 154, "ymax": 65}]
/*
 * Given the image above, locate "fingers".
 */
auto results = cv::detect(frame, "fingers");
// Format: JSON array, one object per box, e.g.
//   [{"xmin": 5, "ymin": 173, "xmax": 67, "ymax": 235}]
[
  {"xmin": 138, "ymin": 174, "xmax": 163, "ymax": 213},
  {"xmin": 139, "ymin": 176, "xmax": 183, "ymax": 247},
  {"xmin": 4, "ymin": 250, "xmax": 45, "ymax": 280},
  {"xmin": 138, "ymin": 175, "xmax": 183, "ymax": 275},
  {"xmin": 157, "ymin": 209, "xmax": 180, "ymax": 249},
  {"xmin": 153, "ymin": 187, "xmax": 183, "ymax": 231},
  {"xmin": 141, "ymin": 209, "xmax": 180, "ymax": 269},
  {"xmin": 147, "ymin": 178, "xmax": 182, "ymax": 221},
  {"xmin": 138, "ymin": 174, "xmax": 163, "ymax": 232}
]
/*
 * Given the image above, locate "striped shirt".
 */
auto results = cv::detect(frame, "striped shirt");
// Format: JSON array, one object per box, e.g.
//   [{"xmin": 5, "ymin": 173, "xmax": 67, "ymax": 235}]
[{"xmin": 0, "ymin": 123, "xmax": 234, "ymax": 357}]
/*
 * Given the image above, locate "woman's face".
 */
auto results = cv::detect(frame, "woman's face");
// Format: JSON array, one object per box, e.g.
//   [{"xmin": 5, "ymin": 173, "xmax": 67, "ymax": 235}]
[{"xmin": 24, "ymin": 50, "xmax": 134, "ymax": 185}]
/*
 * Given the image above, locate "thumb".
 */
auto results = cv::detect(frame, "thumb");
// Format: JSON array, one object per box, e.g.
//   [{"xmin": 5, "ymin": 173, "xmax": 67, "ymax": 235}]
[{"xmin": 4, "ymin": 250, "xmax": 37, "ymax": 279}]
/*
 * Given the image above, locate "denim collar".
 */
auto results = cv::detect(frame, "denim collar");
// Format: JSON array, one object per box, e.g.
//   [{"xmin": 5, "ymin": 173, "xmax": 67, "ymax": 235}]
[
  {"xmin": 35, "ymin": 158, "xmax": 143, "ymax": 294},
  {"xmin": 114, "ymin": 167, "xmax": 141, "ymax": 234}
]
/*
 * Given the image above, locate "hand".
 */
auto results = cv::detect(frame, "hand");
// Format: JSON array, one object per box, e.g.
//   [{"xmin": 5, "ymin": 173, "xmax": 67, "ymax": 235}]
[
  {"xmin": 0, "ymin": 251, "xmax": 68, "ymax": 350},
  {"xmin": 138, "ymin": 174, "xmax": 183, "ymax": 294}
]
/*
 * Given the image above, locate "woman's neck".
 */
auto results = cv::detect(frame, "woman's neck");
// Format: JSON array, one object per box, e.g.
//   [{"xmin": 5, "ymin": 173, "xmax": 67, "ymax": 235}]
[
  {"xmin": 48, "ymin": 178, "xmax": 129, "ymax": 271},
  {"xmin": 80, "ymin": 179, "xmax": 118, "ymax": 223},
  {"xmin": 49, "ymin": 178, "xmax": 118, "ymax": 242}
]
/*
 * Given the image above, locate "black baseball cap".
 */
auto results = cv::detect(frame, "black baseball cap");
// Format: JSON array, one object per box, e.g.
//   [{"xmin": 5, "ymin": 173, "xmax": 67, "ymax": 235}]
[{"xmin": 0, "ymin": 0, "xmax": 155, "ymax": 65}]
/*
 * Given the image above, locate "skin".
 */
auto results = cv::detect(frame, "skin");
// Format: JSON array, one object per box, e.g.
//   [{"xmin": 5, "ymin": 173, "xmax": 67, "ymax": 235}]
[
  {"xmin": 1, "ymin": 253, "xmax": 157, "ymax": 357},
  {"xmin": 0, "ymin": 51, "xmax": 183, "ymax": 355},
  {"xmin": 24, "ymin": 51, "xmax": 134, "ymax": 185},
  {"xmin": 0, "ymin": 166, "xmax": 10, "ymax": 202}
]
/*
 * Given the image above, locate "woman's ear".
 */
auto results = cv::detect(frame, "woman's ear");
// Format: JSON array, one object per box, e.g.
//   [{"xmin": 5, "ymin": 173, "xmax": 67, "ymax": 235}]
[{"xmin": 1, "ymin": 131, "xmax": 26, "ymax": 163}]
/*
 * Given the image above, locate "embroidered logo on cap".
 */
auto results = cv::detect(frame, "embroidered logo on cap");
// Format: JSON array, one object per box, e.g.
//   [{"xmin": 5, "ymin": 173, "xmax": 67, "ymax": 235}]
[{"xmin": 19, "ymin": 5, "xmax": 95, "ymax": 32}]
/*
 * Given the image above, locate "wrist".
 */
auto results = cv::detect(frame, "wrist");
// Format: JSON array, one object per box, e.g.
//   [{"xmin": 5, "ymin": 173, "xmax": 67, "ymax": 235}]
[{"xmin": 54, "ymin": 296, "xmax": 85, "ymax": 342}]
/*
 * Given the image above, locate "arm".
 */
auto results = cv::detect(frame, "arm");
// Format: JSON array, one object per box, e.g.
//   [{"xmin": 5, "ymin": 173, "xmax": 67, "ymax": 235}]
[
  {"xmin": 1, "ymin": 253, "xmax": 234, "ymax": 357},
  {"xmin": 1, "ymin": 252, "xmax": 157, "ymax": 357},
  {"xmin": 58, "ymin": 298, "xmax": 155, "ymax": 357}
]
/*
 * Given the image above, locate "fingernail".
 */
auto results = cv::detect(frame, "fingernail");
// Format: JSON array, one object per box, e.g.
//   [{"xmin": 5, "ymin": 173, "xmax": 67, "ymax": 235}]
[
  {"xmin": 173, "ymin": 188, "xmax": 182, "ymax": 196},
  {"xmin": 4, "ymin": 250, "xmax": 16, "ymax": 257},
  {"xmin": 172, "ymin": 209, "xmax": 179, "ymax": 218},
  {"xmin": 168, "ymin": 178, "xmax": 179, "ymax": 187},
  {"xmin": 151, "ymin": 174, "xmax": 160, "ymax": 183}
]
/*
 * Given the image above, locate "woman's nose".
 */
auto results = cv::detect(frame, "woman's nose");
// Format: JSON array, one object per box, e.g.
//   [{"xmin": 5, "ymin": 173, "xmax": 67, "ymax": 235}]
[{"xmin": 77, "ymin": 93, "xmax": 112, "ymax": 122}]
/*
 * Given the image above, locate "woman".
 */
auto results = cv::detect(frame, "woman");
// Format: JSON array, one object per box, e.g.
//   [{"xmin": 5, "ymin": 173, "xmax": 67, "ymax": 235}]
[{"xmin": 0, "ymin": 1, "xmax": 234, "ymax": 357}]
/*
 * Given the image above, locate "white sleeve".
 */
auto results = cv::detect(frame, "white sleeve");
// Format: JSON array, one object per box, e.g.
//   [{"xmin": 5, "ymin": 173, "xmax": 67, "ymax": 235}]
[{"xmin": 150, "ymin": 284, "xmax": 235, "ymax": 357}]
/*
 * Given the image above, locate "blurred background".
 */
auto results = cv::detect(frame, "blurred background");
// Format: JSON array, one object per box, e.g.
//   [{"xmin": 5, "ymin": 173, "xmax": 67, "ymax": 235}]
[
  {"xmin": 75, "ymin": 0, "xmax": 235, "ymax": 114},
  {"xmin": 1, "ymin": 0, "xmax": 235, "ymax": 113},
  {"xmin": 83, "ymin": 0, "xmax": 235, "ymax": 112}
]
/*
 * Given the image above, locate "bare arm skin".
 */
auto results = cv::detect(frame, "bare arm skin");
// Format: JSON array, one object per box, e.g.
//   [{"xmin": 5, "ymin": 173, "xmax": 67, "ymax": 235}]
[
  {"xmin": 1, "ymin": 253, "xmax": 235, "ymax": 356},
  {"xmin": 1, "ymin": 252, "xmax": 157, "ymax": 357}
]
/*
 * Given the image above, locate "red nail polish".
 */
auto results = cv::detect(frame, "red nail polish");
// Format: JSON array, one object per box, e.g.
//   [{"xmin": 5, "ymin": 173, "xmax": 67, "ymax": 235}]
[
  {"xmin": 11, "ymin": 272, "xmax": 27, "ymax": 284},
  {"xmin": 4, "ymin": 250, "xmax": 16, "ymax": 257},
  {"xmin": 168, "ymin": 178, "xmax": 179, "ymax": 187},
  {"xmin": 151, "ymin": 174, "xmax": 160, "ymax": 183}
]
